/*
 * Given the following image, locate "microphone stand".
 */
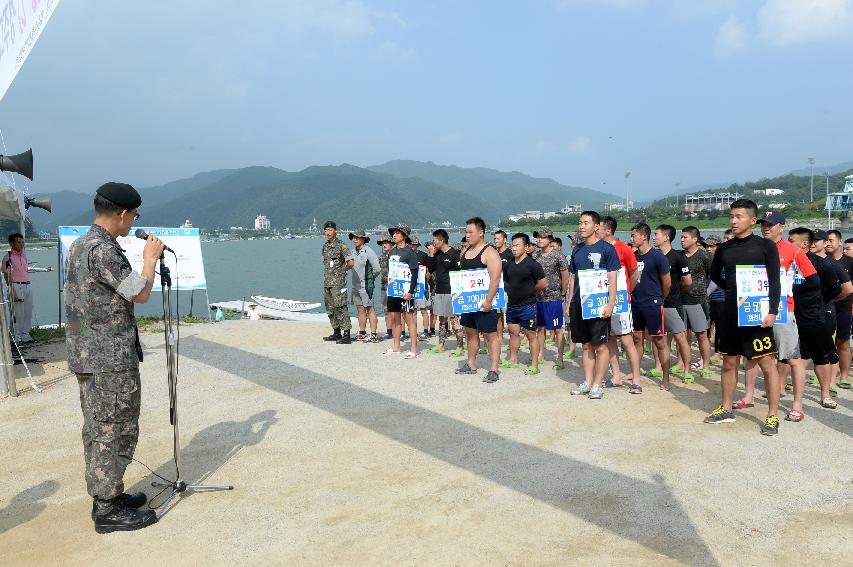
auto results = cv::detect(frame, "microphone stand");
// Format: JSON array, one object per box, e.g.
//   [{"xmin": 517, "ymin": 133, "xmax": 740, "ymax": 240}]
[{"xmin": 151, "ymin": 254, "xmax": 233, "ymax": 517}]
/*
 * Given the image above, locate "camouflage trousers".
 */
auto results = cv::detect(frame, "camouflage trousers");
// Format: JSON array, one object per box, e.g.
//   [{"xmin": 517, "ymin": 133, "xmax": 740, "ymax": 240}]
[
  {"xmin": 324, "ymin": 286, "xmax": 351, "ymax": 331},
  {"xmin": 77, "ymin": 369, "xmax": 141, "ymax": 502}
]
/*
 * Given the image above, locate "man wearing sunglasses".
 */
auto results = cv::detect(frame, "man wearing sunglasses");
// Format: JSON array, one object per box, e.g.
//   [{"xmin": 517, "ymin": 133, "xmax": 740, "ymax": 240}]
[{"xmin": 65, "ymin": 182, "xmax": 165, "ymax": 533}]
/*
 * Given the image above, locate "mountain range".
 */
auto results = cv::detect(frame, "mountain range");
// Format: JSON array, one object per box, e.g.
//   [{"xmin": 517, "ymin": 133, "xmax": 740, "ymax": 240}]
[{"xmin": 25, "ymin": 161, "xmax": 620, "ymax": 232}]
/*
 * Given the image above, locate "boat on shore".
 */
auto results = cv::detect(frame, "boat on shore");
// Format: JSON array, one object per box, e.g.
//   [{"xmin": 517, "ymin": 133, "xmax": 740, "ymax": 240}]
[{"xmin": 250, "ymin": 295, "xmax": 321, "ymax": 312}]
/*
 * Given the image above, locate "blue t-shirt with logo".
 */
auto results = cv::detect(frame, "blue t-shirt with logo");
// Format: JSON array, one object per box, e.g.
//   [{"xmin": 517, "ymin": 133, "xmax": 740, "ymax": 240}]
[
  {"xmin": 633, "ymin": 248, "xmax": 671, "ymax": 306},
  {"xmin": 569, "ymin": 239, "xmax": 620, "ymax": 302}
]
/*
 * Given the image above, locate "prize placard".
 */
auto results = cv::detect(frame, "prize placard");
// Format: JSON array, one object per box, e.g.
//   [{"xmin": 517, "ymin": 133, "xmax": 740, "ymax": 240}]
[
  {"xmin": 450, "ymin": 268, "xmax": 507, "ymax": 314},
  {"xmin": 735, "ymin": 265, "xmax": 787, "ymax": 326},
  {"xmin": 578, "ymin": 267, "xmax": 628, "ymax": 320},
  {"xmin": 387, "ymin": 261, "xmax": 426, "ymax": 300}
]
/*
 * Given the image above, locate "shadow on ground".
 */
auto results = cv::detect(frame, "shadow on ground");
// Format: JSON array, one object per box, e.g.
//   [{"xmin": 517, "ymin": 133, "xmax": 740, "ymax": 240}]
[
  {"xmin": 182, "ymin": 336, "xmax": 719, "ymax": 566},
  {"xmin": 0, "ymin": 480, "xmax": 60, "ymax": 535},
  {"xmin": 127, "ymin": 410, "xmax": 278, "ymax": 512}
]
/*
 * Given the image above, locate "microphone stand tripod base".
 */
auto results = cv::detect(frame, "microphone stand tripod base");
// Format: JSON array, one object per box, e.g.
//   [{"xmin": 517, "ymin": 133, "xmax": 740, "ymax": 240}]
[{"xmin": 152, "ymin": 257, "xmax": 233, "ymax": 520}]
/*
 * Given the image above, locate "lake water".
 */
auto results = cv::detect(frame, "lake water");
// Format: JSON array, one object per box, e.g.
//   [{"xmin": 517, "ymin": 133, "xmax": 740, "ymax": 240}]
[{"xmin": 20, "ymin": 228, "xmax": 829, "ymax": 326}]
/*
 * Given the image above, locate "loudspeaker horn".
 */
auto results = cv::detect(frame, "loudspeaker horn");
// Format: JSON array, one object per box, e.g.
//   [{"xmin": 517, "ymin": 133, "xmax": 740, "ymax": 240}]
[
  {"xmin": 0, "ymin": 149, "xmax": 33, "ymax": 180},
  {"xmin": 24, "ymin": 196, "xmax": 52, "ymax": 213}
]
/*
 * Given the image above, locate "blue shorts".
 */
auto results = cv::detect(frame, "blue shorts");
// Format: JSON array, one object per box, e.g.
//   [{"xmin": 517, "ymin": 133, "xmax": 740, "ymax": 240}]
[
  {"xmin": 631, "ymin": 302, "xmax": 665, "ymax": 336},
  {"xmin": 506, "ymin": 304, "xmax": 537, "ymax": 331},
  {"xmin": 460, "ymin": 310, "xmax": 498, "ymax": 333},
  {"xmin": 535, "ymin": 301, "xmax": 564, "ymax": 330}
]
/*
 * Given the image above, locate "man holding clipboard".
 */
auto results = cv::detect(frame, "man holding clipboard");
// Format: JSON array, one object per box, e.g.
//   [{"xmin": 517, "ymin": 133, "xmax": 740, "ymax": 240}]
[{"xmin": 706, "ymin": 199, "xmax": 782, "ymax": 436}]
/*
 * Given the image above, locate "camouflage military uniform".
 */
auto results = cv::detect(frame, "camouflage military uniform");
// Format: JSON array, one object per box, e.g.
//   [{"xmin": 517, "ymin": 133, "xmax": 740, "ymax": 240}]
[
  {"xmin": 323, "ymin": 237, "xmax": 354, "ymax": 331},
  {"xmin": 65, "ymin": 224, "xmax": 148, "ymax": 511},
  {"xmin": 379, "ymin": 249, "xmax": 390, "ymax": 307}
]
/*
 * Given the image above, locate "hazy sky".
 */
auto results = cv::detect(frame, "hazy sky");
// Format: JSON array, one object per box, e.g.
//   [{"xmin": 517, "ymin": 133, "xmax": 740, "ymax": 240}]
[{"xmin": 0, "ymin": 0, "xmax": 851, "ymax": 199}]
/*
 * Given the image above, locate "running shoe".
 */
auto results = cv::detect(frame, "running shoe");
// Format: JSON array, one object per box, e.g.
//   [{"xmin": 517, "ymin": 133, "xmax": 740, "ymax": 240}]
[
  {"xmin": 455, "ymin": 363, "xmax": 477, "ymax": 374},
  {"xmin": 483, "ymin": 370, "xmax": 500, "ymax": 383},
  {"xmin": 418, "ymin": 332, "xmax": 430, "ymax": 341},
  {"xmin": 571, "ymin": 383, "xmax": 591, "ymax": 396},
  {"xmin": 760, "ymin": 415, "xmax": 780, "ymax": 436},
  {"xmin": 704, "ymin": 406, "xmax": 736, "ymax": 424},
  {"xmin": 588, "ymin": 386, "xmax": 604, "ymax": 399}
]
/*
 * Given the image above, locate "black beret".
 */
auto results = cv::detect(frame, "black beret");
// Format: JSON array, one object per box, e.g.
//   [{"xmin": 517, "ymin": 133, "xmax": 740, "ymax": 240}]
[
  {"xmin": 96, "ymin": 182, "xmax": 141, "ymax": 209},
  {"xmin": 323, "ymin": 220, "xmax": 337, "ymax": 230}
]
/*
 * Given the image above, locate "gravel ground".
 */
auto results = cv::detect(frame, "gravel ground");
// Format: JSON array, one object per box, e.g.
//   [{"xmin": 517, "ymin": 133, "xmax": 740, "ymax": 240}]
[{"xmin": 0, "ymin": 319, "xmax": 851, "ymax": 566}]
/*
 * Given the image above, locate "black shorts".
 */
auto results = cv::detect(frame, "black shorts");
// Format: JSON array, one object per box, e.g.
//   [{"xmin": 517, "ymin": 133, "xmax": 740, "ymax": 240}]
[
  {"xmin": 631, "ymin": 302, "xmax": 665, "ymax": 336},
  {"xmin": 460, "ymin": 310, "xmax": 498, "ymax": 333},
  {"xmin": 386, "ymin": 296, "xmax": 415, "ymax": 313},
  {"xmin": 715, "ymin": 309, "xmax": 777, "ymax": 359},
  {"xmin": 798, "ymin": 317, "xmax": 839, "ymax": 366},
  {"xmin": 709, "ymin": 301, "xmax": 725, "ymax": 329},
  {"xmin": 569, "ymin": 302, "xmax": 610, "ymax": 346},
  {"xmin": 835, "ymin": 307, "xmax": 852, "ymax": 342}
]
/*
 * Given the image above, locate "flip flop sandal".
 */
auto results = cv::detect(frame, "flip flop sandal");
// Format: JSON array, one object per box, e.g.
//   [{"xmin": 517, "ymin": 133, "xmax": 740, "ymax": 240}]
[
  {"xmin": 659, "ymin": 381, "xmax": 673, "ymax": 392},
  {"xmin": 627, "ymin": 382, "xmax": 643, "ymax": 394},
  {"xmin": 404, "ymin": 351, "xmax": 418, "ymax": 360},
  {"xmin": 821, "ymin": 398, "xmax": 837, "ymax": 409},
  {"xmin": 829, "ymin": 386, "xmax": 840, "ymax": 396},
  {"xmin": 690, "ymin": 360, "xmax": 702, "ymax": 370},
  {"xmin": 647, "ymin": 369, "xmax": 663, "ymax": 378},
  {"xmin": 479, "ymin": 347, "xmax": 489, "ymax": 354},
  {"xmin": 681, "ymin": 374, "xmax": 696, "ymax": 384},
  {"xmin": 382, "ymin": 348, "xmax": 401, "ymax": 356},
  {"xmin": 700, "ymin": 368, "xmax": 713, "ymax": 377},
  {"xmin": 732, "ymin": 399, "xmax": 754, "ymax": 409},
  {"xmin": 500, "ymin": 360, "xmax": 519, "ymax": 369},
  {"xmin": 784, "ymin": 409, "xmax": 805, "ymax": 422},
  {"xmin": 523, "ymin": 366, "xmax": 540, "ymax": 375},
  {"xmin": 670, "ymin": 367, "xmax": 685, "ymax": 376},
  {"xmin": 839, "ymin": 380, "xmax": 852, "ymax": 389},
  {"xmin": 809, "ymin": 375, "xmax": 820, "ymax": 387},
  {"xmin": 784, "ymin": 383, "xmax": 793, "ymax": 391},
  {"xmin": 449, "ymin": 349, "xmax": 464, "ymax": 357},
  {"xmin": 604, "ymin": 378, "xmax": 623, "ymax": 388},
  {"xmin": 552, "ymin": 361, "xmax": 566, "ymax": 370}
]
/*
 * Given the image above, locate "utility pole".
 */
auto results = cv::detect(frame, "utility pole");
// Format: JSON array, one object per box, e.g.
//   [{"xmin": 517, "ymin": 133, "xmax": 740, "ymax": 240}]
[{"xmin": 809, "ymin": 157, "xmax": 815, "ymax": 202}]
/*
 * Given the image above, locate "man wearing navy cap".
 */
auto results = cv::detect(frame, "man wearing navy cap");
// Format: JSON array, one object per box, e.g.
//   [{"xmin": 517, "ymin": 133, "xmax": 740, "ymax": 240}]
[{"xmin": 65, "ymin": 182, "xmax": 165, "ymax": 532}]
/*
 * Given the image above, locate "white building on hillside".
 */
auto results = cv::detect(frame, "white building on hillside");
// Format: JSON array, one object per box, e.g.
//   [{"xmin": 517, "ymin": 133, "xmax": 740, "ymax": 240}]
[{"xmin": 254, "ymin": 214, "xmax": 271, "ymax": 231}]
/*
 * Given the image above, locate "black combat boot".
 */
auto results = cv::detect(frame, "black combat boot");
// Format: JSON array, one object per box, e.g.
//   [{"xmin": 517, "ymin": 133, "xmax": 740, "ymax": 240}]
[
  {"xmin": 336, "ymin": 330, "xmax": 352, "ymax": 344},
  {"xmin": 94, "ymin": 500, "xmax": 157, "ymax": 534},
  {"xmin": 91, "ymin": 492, "xmax": 148, "ymax": 521},
  {"xmin": 324, "ymin": 329, "xmax": 341, "ymax": 341}
]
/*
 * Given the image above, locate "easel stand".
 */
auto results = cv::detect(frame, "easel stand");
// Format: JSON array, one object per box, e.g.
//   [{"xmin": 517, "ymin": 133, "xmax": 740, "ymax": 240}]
[{"xmin": 150, "ymin": 256, "xmax": 233, "ymax": 516}]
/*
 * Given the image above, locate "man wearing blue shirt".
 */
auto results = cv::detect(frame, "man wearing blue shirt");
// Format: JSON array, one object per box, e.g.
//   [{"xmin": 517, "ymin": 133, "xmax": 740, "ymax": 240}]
[
  {"xmin": 630, "ymin": 223, "xmax": 674, "ymax": 391},
  {"xmin": 567, "ymin": 211, "xmax": 619, "ymax": 400}
]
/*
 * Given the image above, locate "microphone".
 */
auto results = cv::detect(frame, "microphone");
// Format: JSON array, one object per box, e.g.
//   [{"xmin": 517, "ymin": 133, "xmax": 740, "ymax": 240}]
[{"xmin": 134, "ymin": 229, "xmax": 175, "ymax": 254}]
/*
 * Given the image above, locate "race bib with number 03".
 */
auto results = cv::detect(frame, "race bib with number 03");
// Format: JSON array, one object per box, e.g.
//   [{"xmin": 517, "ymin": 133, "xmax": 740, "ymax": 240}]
[
  {"xmin": 387, "ymin": 261, "xmax": 426, "ymax": 300},
  {"xmin": 735, "ymin": 265, "xmax": 787, "ymax": 326},
  {"xmin": 577, "ymin": 268, "xmax": 628, "ymax": 320},
  {"xmin": 449, "ymin": 269, "xmax": 507, "ymax": 314}
]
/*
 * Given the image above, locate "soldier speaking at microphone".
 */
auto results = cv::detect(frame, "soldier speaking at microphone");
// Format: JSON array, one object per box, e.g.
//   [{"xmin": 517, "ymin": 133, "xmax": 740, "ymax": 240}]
[{"xmin": 64, "ymin": 182, "xmax": 165, "ymax": 533}]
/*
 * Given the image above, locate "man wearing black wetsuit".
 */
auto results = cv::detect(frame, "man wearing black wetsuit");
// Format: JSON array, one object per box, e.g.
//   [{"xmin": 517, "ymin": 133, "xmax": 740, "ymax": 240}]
[{"xmin": 706, "ymin": 199, "xmax": 782, "ymax": 436}]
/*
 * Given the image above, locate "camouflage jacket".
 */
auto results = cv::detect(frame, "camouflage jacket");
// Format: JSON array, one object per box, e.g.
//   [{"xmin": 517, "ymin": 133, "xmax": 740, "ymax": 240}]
[
  {"xmin": 379, "ymin": 250, "xmax": 390, "ymax": 286},
  {"xmin": 64, "ymin": 224, "xmax": 148, "ymax": 373},
  {"xmin": 322, "ymin": 237, "xmax": 354, "ymax": 289}
]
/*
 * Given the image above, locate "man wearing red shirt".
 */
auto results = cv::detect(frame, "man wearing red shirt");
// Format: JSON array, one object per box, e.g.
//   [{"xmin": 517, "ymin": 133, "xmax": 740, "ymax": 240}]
[{"xmin": 597, "ymin": 216, "xmax": 642, "ymax": 393}]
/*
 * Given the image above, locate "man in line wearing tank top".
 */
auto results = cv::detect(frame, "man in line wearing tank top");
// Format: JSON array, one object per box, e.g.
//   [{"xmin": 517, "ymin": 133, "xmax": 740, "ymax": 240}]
[{"xmin": 454, "ymin": 217, "xmax": 503, "ymax": 383}]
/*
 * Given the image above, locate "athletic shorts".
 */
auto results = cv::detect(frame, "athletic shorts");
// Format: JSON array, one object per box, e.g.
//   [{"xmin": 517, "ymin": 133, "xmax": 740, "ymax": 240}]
[
  {"xmin": 610, "ymin": 310, "xmax": 633, "ymax": 336},
  {"xmin": 506, "ymin": 304, "xmax": 537, "ymax": 332},
  {"xmin": 352, "ymin": 287, "xmax": 374, "ymax": 306},
  {"xmin": 835, "ymin": 307, "xmax": 852, "ymax": 342},
  {"xmin": 709, "ymin": 301, "xmax": 725, "ymax": 329},
  {"xmin": 774, "ymin": 316, "xmax": 800, "ymax": 361},
  {"xmin": 682, "ymin": 303, "xmax": 709, "ymax": 333},
  {"xmin": 535, "ymin": 301, "xmax": 564, "ymax": 330},
  {"xmin": 432, "ymin": 293, "xmax": 453, "ymax": 317},
  {"xmin": 715, "ymin": 311, "xmax": 777, "ymax": 360},
  {"xmin": 798, "ymin": 315, "xmax": 839, "ymax": 366},
  {"xmin": 415, "ymin": 297, "xmax": 431, "ymax": 310},
  {"xmin": 632, "ymin": 302, "xmax": 665, "ymax": 336},
  {"xmin": 386, "ymin": 296, "xmax": 415, "ymax": 313},
  {"xmin": 569, "ymin": 302, "xmax": 610, "ymax": 346},
  {"xmin": 381, "ymin": 288, "xmax": 388, "ymax": 308},
  {"xmin": 664, "ymin": 306, "xmax": 687, "ymax": 334},
  {"xmin": 460, "ymin": 310, "xmax": 498, "ymax": 333}
]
